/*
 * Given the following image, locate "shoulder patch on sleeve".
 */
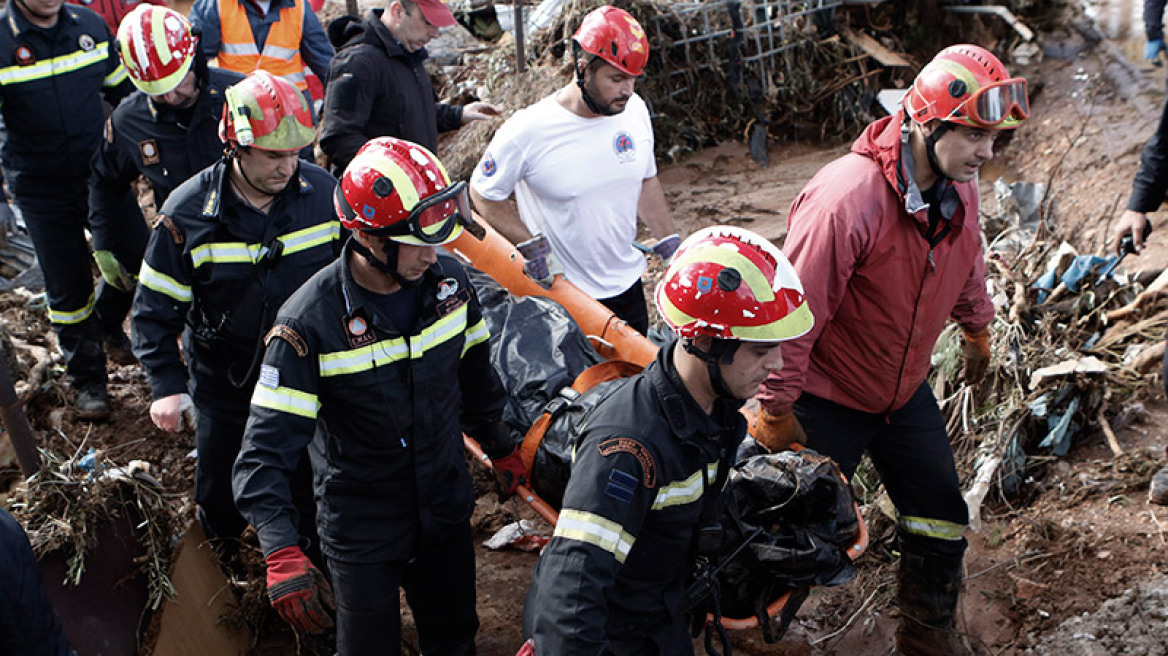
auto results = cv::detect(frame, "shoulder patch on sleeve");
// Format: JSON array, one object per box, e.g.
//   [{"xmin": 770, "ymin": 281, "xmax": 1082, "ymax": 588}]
[
  {"xmin": 265, "ymin": 323, "xmax": 308, "ymax": 357},
  {"xmin": 598, "ymin": 437, "xmax": 657, "ymax": 488},
  {"xmin": 152, "ymin": 214, "xmax": 185, "ymax": 245}
]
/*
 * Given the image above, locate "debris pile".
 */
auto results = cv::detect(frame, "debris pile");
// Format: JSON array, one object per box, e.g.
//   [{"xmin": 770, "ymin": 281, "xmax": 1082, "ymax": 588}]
[{"xmin": 920, "ymin": 179, "xmax": 1165, "ymax": 529}]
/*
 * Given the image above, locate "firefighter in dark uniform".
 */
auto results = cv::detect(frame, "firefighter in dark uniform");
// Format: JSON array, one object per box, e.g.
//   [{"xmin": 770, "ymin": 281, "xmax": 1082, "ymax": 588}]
[
  {"xmin": 232, "ymin": 137, "xmax": 526, "ymax": 654},
  {"xmin": 0, "ymin": 0, "xmax": 133, "ymax": 419},
  {"xmin": 89, "ymin": 4, "xmax": 245, "ymax": 365},
  {"xmin": 131, "ymin": 70, "xmax": 342, "ymax": 550},
  {"xmin": 520, "ymin": 227, "xmax": 813, "ymax": 655}
]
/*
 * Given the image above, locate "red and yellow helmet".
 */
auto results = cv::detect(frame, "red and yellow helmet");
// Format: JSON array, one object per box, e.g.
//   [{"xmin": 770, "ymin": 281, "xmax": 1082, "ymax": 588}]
[
  {"xmin": 334, "ymin": 137, "xmax": 471, "ymax": 246},
  {"xmin": 655, "ymin": 227, "xmax": 813, "ymax": 342},
  {"xmin": 220, "ymin": 71, "xmax": 315, "ymax": 152},
  {"xmin": 903, "ymin": 44, "xmax": 1029, "ymax": 130},
  {"xmin": 573, "ymin": 5, "xmax": 649, "ymax": 77},
  {"xmin": 116, "ymin": 4, "xmax": 197, "ymax": 96}
]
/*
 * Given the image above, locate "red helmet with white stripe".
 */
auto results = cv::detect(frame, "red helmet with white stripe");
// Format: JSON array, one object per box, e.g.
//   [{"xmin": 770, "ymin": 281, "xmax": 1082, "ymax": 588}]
[
  {"xmin": 117, "ymin": 5, "xmax": 198, "ymax": 96},
  {"xmin": 655, "ymin": 226, "xmax": 813, "ymax": 342}
]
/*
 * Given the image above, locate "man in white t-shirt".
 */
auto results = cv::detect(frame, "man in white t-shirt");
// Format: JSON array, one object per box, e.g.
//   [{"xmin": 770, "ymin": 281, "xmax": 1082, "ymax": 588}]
[{"xmin": 469, "ymin": 5, "xmax": 678, "ymax": 334}]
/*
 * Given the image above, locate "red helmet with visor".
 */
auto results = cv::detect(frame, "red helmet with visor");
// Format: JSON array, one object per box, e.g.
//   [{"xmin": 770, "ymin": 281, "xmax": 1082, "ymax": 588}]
[
  {"xmin": 655, "ymin": 226, "xmax": 813, "ymax": 342},
  {"xmin": 117, "ymin": 5, "xmax": 198, "ymax": 96},
  {"xmin": 903, "ymin": 44, "xmax": 1029, "ymax": 129},
  {"xmin": 572, "ymin": 5, "xmax": 650, "ymax": 77},
  {"xmin": 335, "ymin": 137, "xmax": 475, "ymax": 246}
]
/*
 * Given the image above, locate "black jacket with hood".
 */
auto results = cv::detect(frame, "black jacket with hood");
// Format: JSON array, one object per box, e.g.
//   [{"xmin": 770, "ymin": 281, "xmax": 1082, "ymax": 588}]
[{"xmin": 318, "ymin": 9, "xmax": 462, "ymax": 174}]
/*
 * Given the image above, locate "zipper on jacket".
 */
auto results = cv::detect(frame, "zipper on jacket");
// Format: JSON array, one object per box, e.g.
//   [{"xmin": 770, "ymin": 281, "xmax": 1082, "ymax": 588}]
[{"xmin": 887, "ymin": 255, "xmax": 932, "ymax": 416}]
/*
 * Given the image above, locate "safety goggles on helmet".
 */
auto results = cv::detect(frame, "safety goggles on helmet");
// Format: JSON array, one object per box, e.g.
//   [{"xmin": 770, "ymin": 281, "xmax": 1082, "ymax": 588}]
[
  {"xmin": 336, "ymin": 180, "xmax": 475, "ymax": 245},
  {"xmin": 957, "ymin": 78, "xmax": 1029, "ymax": 128}
]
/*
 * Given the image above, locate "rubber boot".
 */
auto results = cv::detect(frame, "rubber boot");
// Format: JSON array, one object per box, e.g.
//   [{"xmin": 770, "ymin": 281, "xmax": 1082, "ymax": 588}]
[{"xmin": 895, "ymin": 547, "xmax": 972, "ymax": 656}]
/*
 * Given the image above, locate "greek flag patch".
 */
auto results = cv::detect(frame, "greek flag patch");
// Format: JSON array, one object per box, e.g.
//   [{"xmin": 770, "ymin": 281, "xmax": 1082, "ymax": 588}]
[
  {"xmin": 605, "ymin": 469, "xmax": 639, "ymax": 504},
  {"xmin": 258, "ymin": 364, "xmax": 280, "ymax": 389}
]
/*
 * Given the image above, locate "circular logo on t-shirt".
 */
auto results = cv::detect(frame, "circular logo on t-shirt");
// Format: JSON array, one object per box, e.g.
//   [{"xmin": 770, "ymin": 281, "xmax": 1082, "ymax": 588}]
[
  {"xmin": 613, "ymin": 131, "xmax": 636, "ymax": 162},
  {"xmin": 480, "ymin": 153, "xmax": 497, "ymax": 177}
]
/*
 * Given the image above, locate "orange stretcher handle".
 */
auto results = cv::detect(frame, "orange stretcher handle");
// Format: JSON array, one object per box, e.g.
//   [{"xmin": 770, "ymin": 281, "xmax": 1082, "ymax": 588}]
[{"xmin": 444, "ymin": 214, "xmax": 657, "ymax": 367}]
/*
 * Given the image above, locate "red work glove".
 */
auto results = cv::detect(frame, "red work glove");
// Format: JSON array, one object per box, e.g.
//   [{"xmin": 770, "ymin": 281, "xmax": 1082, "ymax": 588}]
[
  {"xmin": 265, "ymin": 545, "xmax": 335, "ymax": 634},
  {"xmin": 751, "ymin": 407, "xmax": 807, "ymax": 453},
  {"xmin": 492, "ymin": 447, "xmax": 527, "ymax": 499},
  {"xmin": 962, "ymin": 328, "xmax": 991, "ymax": 386},
  {"xmin": 515, "ymin": 639, "xmax": 535, "ymax": 656}
]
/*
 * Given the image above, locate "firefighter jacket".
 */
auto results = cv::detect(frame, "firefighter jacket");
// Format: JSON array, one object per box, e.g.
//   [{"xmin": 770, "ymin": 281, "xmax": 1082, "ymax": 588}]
[
  {"xmin": 318, "ymin": 10, "xmax": 463, "ymax": 173},
  {"xmin": 89, "ymin": 68, "xmax": 246, "ymax": 253},
  {"xmin": 1128, "ymin": 85, "xmax": 1168, "ymax": 213},
  {"xmin": 0, "ymin": 3, "xmax": 131, "ymax": 182},
  {"xmin": 189, "ymin": 0, "xmax": 332, "ymax": 89},
  {"xmin": 525, "ymin": 342, "xmax": 745, "ymax": 654},
  {"xmin": 131, "ymin": 158, "xmax": 342, "ymax": 404},
  {"xmin": 233, "ymin": 243, "xmax": 511, "ymax": 563},
  {"xmin": 758, "ymin": 112, "xmax": 995, "ymax": 417}
]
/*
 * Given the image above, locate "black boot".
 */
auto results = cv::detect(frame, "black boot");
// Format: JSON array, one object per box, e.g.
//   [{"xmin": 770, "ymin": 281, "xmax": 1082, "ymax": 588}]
[{"xmin": 895, "ymin": 541, "xmax": 972, "ymax": 656}]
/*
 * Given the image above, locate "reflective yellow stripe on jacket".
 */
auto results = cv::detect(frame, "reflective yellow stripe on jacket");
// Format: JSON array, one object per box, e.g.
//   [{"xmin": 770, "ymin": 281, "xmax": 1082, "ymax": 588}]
[
  {"xmin": 318, "ymin": 306, "xmax": 476, "ymax": 377},
  {"xmin": 139, "ymin": 262, "xmax": 194, "ymax": 303},
  {"xmin": 189, "ymin": 220, "xmax": 340, "ymax": 269},
  {"xmin": 217, "ymin": 0, "xmax": 307, "ymax": 91},
  {"xmin": 554, "ymin": 509, "xmax": 636, "ymax": 564},
  {"xmin": 0, "ymin": 41, "xmax": 120, "ymax": 87}
]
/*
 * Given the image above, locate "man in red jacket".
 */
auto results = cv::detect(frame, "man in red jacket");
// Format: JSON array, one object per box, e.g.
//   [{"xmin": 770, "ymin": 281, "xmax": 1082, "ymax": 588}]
[{"xmin": 753, "ymin": 45, "xmax": 1029, "ymax": 656}]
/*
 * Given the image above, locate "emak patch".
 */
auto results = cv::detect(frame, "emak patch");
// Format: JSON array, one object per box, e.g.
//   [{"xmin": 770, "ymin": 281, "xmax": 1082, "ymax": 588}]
[
  {"xmin": 435, "ymin": 278, "xmax": 470, "ymax": 317},
  {"xmin": 343, "ymin": 309, "xmax": 376, "ymax": 348}
]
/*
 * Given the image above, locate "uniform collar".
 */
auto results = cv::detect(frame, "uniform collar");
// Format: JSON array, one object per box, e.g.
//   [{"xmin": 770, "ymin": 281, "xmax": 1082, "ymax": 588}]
[
  {"xmin": 201, "ymin": 157, "xmax": 314, "ymax": 222},
  {"xmin": 648, "ymin": 341, "xmax": 744, "ymax": 453}
]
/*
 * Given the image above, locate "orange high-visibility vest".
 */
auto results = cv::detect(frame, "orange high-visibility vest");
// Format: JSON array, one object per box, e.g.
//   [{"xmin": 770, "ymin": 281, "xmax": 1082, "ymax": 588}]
[{"xmin": 217, "ymin": 0, "xmax": 308, "ymax": 91}]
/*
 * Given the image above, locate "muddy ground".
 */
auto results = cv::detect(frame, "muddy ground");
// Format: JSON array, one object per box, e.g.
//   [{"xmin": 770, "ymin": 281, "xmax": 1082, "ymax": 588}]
[{"xmin": 3, "ymin": 2, "xmax": 1168, "ymax": 655}]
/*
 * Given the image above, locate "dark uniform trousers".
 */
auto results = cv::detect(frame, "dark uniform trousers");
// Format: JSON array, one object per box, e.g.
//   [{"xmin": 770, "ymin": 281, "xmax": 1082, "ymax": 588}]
[
  {"xmin": 12, "ymin": 173, "xmax": 141, "ymax": 388},
  {"xmin": 796, "ymin": 381, "xmax": 968, "ymax": 557}
]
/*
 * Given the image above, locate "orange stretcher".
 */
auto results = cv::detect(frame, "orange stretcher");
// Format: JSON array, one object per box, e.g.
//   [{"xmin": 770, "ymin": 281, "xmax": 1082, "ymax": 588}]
[{"xmin": 448, "ymin": 217, "xmax": 868, "ymax": 632}]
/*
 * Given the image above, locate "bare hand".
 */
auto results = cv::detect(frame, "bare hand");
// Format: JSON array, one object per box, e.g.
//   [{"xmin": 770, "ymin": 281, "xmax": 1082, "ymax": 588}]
[
  {"xmin": 1112, "ymin": 210, "xmax": 1150, "ymax": 255},
  {"xmin": 462, "ymin": 101, "xmax": 503, "ymax": 124}
]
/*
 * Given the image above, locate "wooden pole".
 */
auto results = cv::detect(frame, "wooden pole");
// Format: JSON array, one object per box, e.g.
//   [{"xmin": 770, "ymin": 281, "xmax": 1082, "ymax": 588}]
[
  {"xmin": 514, "ymin": 1, "xmax": 525, "ymax": 73},
  {"xmin": 0, "ymin": 341, "xmax": 40, "ymax": 477}
]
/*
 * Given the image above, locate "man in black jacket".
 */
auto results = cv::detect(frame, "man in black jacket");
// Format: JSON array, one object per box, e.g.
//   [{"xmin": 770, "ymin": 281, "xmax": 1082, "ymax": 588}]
[
  {"xmin": 89, "ymin": 5, "xmax": 245, "ymax": 364},
  {"xmin": 522, "ymin": 227, "xmax": 813, "ymax": 655},
  {"xmin": 0, "ymin": 509, "xmax": 74, "ymax": 656},
  {"xmin": 132, "ymin": 71, "xmax": 343, "ymax": 548},
  {"xmin": 318, "ymin": 0, "xmax": 499, "ymax": 174},
  {"xmin": 0, "ymin": 0, "xmax": 133, "ymax": 419},
  {"xmin": 233, "ymin": 137, "xmax": 524, "ymax": 654}
]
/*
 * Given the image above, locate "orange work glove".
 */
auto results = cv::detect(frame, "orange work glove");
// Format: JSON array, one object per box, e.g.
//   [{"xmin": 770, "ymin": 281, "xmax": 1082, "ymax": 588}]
[
  {"xmin": 265, "ymin": 545, "xmax": 335, "ymax": 634},
  {"xmin": 962, "ymin": 328, "xmax": 991, "ymax": 385},
  {"xmin": 751, "ymin": 407, "xmax": 807, "ymax": 453}
]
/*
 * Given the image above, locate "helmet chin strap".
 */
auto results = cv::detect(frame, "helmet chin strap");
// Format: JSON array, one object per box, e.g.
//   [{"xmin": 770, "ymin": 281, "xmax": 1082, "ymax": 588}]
[
  {"xmin": 231, "ymin": 153, "xmax": 281, "ymax": 199},
  {"xmin": 922, "ymin": 121, "xmax": 952, "ymax": 183},
  {"xmin": 572, "ymin": 45, "xmax": 616, "ymax": 117},
  {"xmin": 351, "ymin": 238, "xmax": 423, "ymax": 289},
  {"xmin": 682, "ymin": 338, "xmax": 741, "ymax": 400}
]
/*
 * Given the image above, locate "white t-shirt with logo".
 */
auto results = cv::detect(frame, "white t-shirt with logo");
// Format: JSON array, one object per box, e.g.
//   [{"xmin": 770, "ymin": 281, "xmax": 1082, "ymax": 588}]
[{"xmin": 470, "ymin": 93, "xmax": 657, "ymax": 299}]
